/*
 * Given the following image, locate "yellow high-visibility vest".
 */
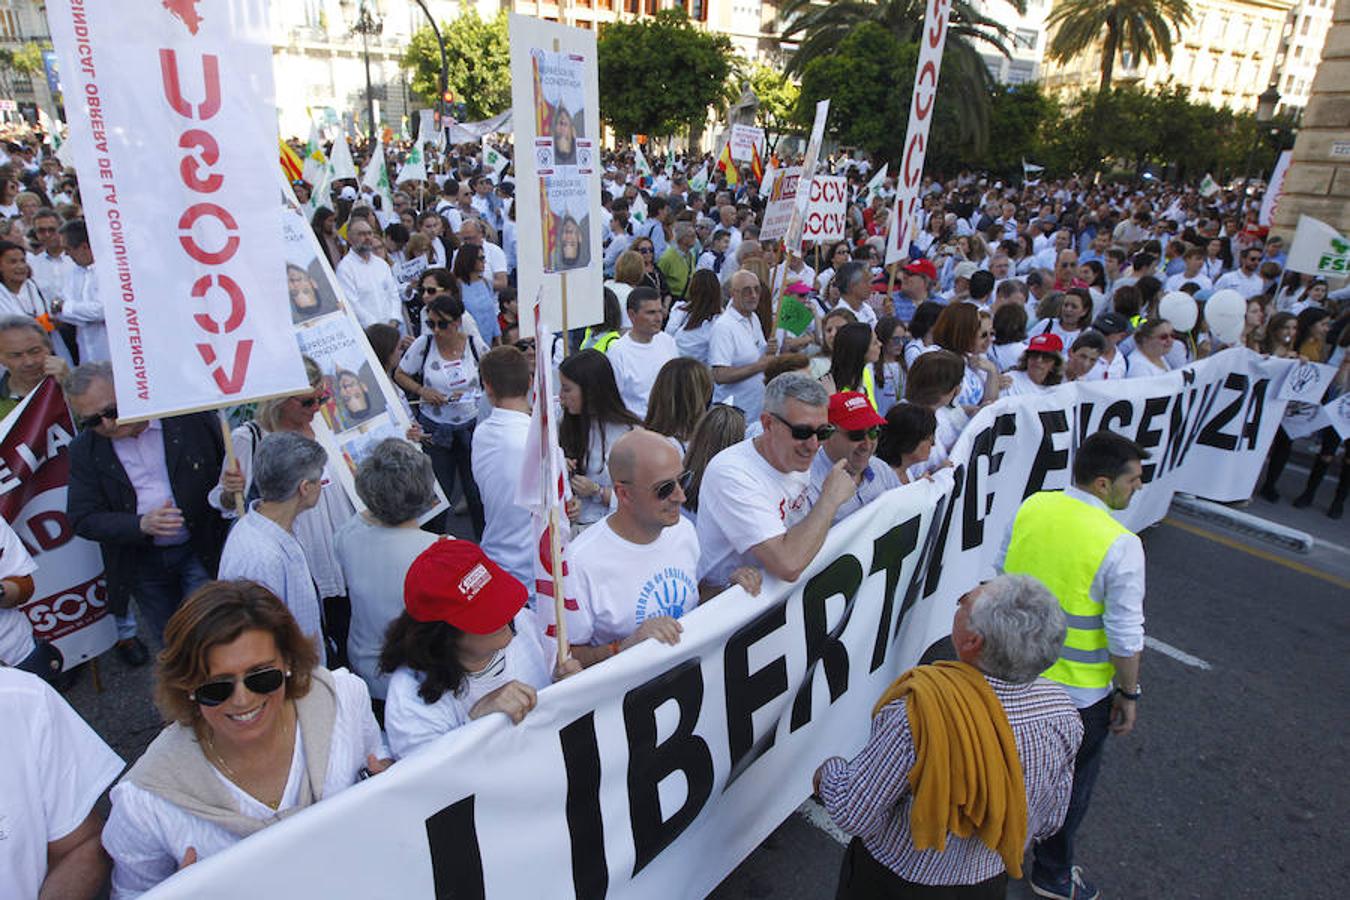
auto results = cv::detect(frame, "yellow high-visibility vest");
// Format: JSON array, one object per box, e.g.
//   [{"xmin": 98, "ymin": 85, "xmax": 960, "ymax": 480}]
[
  {"xmin": 1003, "ymin": 490, "xmax": 1128, "ymax": 689},
  {"xmin": 582, "ymin": 328, "xmax": 620, "ymax": 353}
]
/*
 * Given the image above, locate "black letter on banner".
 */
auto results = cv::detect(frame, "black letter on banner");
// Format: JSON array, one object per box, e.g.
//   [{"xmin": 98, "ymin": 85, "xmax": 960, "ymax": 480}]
[
  {"xmin": 1025, "ymin": 409, "xmax": 1070, "ymax": 498},
  {"xmin": 1241, "ymin": 378, "xmax": 1268, "ymax": 449},
  {"xmin": 791, "ymin": 554, "xmax": 863, "ymax": 732},
  {"xmin": 624, "ymin": 660, "xmax": 713, "ymax": 875},
  {"xmin": 900, "ymin": 493, "xmax": 947, "ymax": 621},
  {"xmin": 724, "ymin": 604, "xmax": 788, "ymax": 787},
  {"xmin": 870, "ymin": 517, "xmax": 921, "ymax": 673},
  {"xmin": 1197, "ymin": 373, "xmax": 1248, "ymax": 451},
  {"xmin": 1100, "ymin": 400, "xmax": 1134, "ymax": 434},
  {"xmin": 559, "ymin": 713, "xmax": 608, "ymax": 899},
  {"xmin": 962, "ymin": 414, "xmax": 1015, "ymax": 550},
  {"xmin": 425, "ymin": 796, "xmax": 485, "ymax": 900},
  {"xmin": 1134, "ymin": 396, "xmax": 1171, "ymax": 481},
  {"xmin": 923, "ymin": 464, "xmax": 965, "ymax": 598}
]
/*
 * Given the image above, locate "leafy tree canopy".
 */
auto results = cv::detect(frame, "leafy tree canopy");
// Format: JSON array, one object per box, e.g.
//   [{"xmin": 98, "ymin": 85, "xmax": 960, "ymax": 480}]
[{"xmin": 404, "ymin": 10, "xmax": 511, "ymax": 121}]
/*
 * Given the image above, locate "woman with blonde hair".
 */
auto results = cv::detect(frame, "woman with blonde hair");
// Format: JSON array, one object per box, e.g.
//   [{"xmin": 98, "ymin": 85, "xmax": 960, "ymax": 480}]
[
  {"xmin": 605, "ymin": 249, "xmax": 646, "ymax": 327},
  {"xmin": 644, "ymin": 357, "xmax": 714, "ymax": 455}
]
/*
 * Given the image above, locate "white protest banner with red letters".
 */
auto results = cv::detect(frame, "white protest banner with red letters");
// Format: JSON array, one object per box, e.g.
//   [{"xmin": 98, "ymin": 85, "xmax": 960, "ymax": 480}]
[
  {"xmin": 46, "ymin": 0, "xmax": 309, "ymax": 421},
  {"xmin": 0, "ymin": 379, "xmax": 114, "ymax": 668},
  {"xmin": 757, "ymin": 165, "xmax": 802, "ymax": 243},
  {"xmin": 149, "ymin": 349, "xmax": 1296, "ymax": 899},
  {"xmin": 886, "ymin": 0, "xmax": 951, "ymax": 265},
  {"xmin": 783, "ymin": 100, "xmax": 829, "ymax": 256},
  {"xmin": 803, "ymin": 175, "xmax": 848, "ymax": 243}
]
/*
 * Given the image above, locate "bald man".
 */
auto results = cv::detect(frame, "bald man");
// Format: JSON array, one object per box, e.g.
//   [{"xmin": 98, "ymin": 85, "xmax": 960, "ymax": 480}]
[{"xmin": 565, "ymin": 430, "xmax": 759, "ymax": 667}]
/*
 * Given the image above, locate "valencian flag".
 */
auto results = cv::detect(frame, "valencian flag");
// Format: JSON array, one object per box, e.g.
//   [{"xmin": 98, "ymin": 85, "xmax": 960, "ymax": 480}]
[
  {"xmin": 751, "ymin": 142, "xmax": 765, "ymax": 188},
  {"xmin": 279, "ymin": 138, "xmax": 303, "ymax": 183},
  {"xmin": 717, "ymin": 141, "xmax": 739, "ymax": 188}
]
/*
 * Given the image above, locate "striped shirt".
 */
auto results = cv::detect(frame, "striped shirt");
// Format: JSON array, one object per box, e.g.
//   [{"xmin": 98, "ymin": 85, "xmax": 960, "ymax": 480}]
[{"xmin": 818, "ymin": 674, "xmax": 1082, "ymax": 886}]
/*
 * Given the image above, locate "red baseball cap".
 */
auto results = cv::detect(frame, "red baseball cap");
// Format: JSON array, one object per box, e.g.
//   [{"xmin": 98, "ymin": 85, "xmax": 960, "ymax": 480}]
[
  {"xmin": 902, "ymin": 258, "xmax": 938, "ymax": 281},
  {"xmin": 403, "ymin": 538, "xmax": 527, "ymax": 635},
  {"xmin": 1026, "ymin": 333, "xmax": 1064, "ymax": 355},
  {"xmin": 829, "ymin": 391, "xmax": 886, "ymax": 430}
]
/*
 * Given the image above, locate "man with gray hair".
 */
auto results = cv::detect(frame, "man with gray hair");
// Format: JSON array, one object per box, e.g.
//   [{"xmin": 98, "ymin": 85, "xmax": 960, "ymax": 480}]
[
  {"xmin": 656, "ymin": 220, "xmax": 698, "ymax": 301},
  {"xmin": 833, "ymin": 261, "xmax": 878, "ymax": 327},
  {"xmin": 218, "ymin": 432, "xmax": 327, "ymax": 663},
  {"xmin": 0, "ymin": 315, "xmax": 67, "ymax": 419},
  {"xmin": 696, "ymin": 372, "xmax": 858, "ymax": 591},
  {"xmin": 815, "ymin": 575, "xmax": 1082, "ymax": 898},
  {"xmin": 708, "ymin": 269, "xmax": 777, "ymax": 422}
]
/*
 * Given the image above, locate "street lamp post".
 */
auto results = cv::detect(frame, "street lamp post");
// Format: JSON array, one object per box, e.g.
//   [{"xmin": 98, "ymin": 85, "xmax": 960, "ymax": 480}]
[
  {"xmin": 352, "ymin": 1, "xmax": 383, "ymax": 144},
  {"xmin": 1242, "ymin": 84, "xmax": 1281, "ymax": 209}
]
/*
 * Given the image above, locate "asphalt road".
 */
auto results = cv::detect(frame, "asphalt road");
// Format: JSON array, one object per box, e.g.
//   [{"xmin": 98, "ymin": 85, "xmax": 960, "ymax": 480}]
[{"xmin": 60, "ymin": 463, "xmax": 1349, "ymax": 899}]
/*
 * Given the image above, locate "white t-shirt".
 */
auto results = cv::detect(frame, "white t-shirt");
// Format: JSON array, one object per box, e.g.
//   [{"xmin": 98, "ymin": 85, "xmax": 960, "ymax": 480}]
[
  {"xmin": 708, "ymin": 307, "xmax": 767, "ymax": 422},
  {"xmin": 1126, "ymin": 353, "xmax": 1171, "ymax": 379},
  {"xmin": 104, "ymin": 670, "xmax": 383, "ymax": 897},
  {"xmin": 1002, "ymin": 369, "xmax": 1049, "ymax": 397},
  {"xmin": 696, "ymin": 438, "xmax": 810, "ymax": 587},
  {"xmin": 606, "ymin": 331, "xmax": 678, "ymax": 420},
  {"xmin": 568, "ymin": 516, "xmax": 700, "ymax": 646},
  {"xmin": 398, "ymin": 334, "xmax": 485, "ymax": 426},
  {"xmin": 1164, "ymin": 271, "xmax": 1211, "ymax": 293},
  {"xmin": 665, "ymin": 304, "xmax": 717, "ymax": 365},
  {"xmin": 334, "ymin": 251, "xmax": 402, "ymax": 330},
  {"xmin": 0, "ymin": 669, "xmax": 124, "ymax": 900},
  {"xmin": 472, "ymin": 408, "xmax": 536, "ymax": 588},
  {"xmin": 987, "ymin": 341, "xmax": 1026, "ymax": 373},
  {"xmin": 833, "ymin": 299, "xmax": 878, "ymax": 327},
  {"xmin": 1213, "ymin": 269, "xmax": 1264, "ymax": 300},
  {"xmin": 1088, "ymin": 349, "xmax": 1128, "ymax": 381},
  {"xmin": 0, "ymin": 518, "xmax": 39, "ymax": 664},
  {"xmin": 384, "ymin": 611, "xmax": 550, "ymax": 760}
]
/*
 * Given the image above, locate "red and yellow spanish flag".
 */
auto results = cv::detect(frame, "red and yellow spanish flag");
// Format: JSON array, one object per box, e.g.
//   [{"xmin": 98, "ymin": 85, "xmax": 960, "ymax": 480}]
[
  {"xmin": 750, "ymin": 142, "xmax": 764, "ymax": 187},
  {"xmin": 717, "ymin": 141, "xmax": 739, "ymax": 188},
  {"xmin": 280, "ymin": 138, "xmax": 303, "ymax": 183}
]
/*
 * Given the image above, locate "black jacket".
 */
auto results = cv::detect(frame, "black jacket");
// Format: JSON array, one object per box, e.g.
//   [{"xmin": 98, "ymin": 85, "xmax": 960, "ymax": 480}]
[{"xmin": 66, "ymin": 412, "xmax": 229, "ymax": 616}]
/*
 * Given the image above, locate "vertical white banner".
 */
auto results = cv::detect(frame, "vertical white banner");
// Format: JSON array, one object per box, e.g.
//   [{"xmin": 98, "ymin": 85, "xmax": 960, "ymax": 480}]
[
  {"xmin": 509, "ymin": 15, "xmax": 605, "ymax": 338},
  {"xmin": 46, "ymin": 0, "xmax": 308, "ymax": 420},
  {"xmin": 1258, "ymin": 149, "xmax": 1291, "ymax": 227},
  {"xmin": 783, "ymin": 100, "xmax": 829, "ymax": 256},
  {"xmin": 885, "ymin": 0, "xmax": 952, "ymax": 265}
]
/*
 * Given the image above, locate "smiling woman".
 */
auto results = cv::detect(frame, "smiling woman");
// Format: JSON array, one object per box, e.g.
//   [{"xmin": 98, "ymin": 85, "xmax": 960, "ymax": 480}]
[{"xmin": 101, "ymin": 581, "xmax": 389, "ymax": 898}]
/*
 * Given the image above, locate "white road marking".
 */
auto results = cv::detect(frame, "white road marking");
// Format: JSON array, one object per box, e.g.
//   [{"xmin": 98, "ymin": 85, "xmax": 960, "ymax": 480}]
[
  {"xmin": 797, "ymin": 799, "xmax": 848, "ymax": 845},
  {"xmin": 1145, "ymin": 636, "xmax": 1213, "ymax": 670}
]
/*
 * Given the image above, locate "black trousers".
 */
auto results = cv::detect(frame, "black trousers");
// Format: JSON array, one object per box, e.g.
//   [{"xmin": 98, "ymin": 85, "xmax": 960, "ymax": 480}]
[{"xmin": 835, "ymin": 838, "xmax": 1008, "ymax": 900}]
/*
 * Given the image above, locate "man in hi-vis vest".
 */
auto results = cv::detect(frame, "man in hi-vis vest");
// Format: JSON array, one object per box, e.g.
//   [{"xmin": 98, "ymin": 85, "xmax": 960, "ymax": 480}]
[{"xmin": 999, "ymin": 431, "xmax": 1146, "ymax": 900}]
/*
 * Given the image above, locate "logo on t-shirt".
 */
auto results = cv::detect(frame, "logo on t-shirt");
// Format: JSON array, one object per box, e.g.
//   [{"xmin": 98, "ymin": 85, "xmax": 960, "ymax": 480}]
[{"xmin": 635, "ymin": 566, "xmax": 698, "ymax": 624}]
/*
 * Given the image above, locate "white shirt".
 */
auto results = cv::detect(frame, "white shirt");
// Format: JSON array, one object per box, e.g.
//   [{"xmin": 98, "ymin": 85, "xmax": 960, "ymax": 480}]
[
  {"xmin": 58, "ymin": 262, "xmax": 109, "ymax": 362},
  {"xmin": 104, "ymin": 670, "xmax": 384, "ymax": 898},
  {"xmin": 384, "ymin": 611, "xmax": 550, "ymax": 760},
  {"xmin": 471, "ymin": 407, "xmax": 536, "ymax": 588},
  {"xmin": 696, "ymin": 438, "xmax": 810, "ymax": 587},
  {"xmin": 0, "ymin": 278, "xmax": 51, "ymax": 321},
  {"xmin": 398, "ymin": 334, "xmax": 485, "ymax": 426},
  {"xmin": 0, "ymin": 517, "xmax": 40, "ymax": 664},
  {"xmin": 955, "ymin": 363, "xmax": 988, "ymax": 408},
  {"xmin": 218, "ymin": 504, "xmax": 326, "ymax": 665},
  {"xmin": 833, "ymin": 298, "xmax": 878, "ymax": 327},
  {"xmin": 1088, "ymin": 349, "xmax": 1128, "ymax": 381},
  {"xmin": 803, "ymin": 449, "xmax": 900, "ymax": 524},
  {"xmin": 1126, "ymin": 353, "xmax": 1170, "ymax": 379},
  {"xmin": 708, "ymin": 306, "xmax": 767, "ymax": 422},
  {"xmin": 1002, "ymin": 369, "xmax": 1050, "ymax": 397},
  {"xmin": 335, "ymin": 251, "xmax": 402, "ymax": 329},
  {"xmin": 568, "ymin": 516, "xmax": 700, "ymax": 646},
  {"xmin": 335, "ymin": 516, "xmax": 439, "ymax": 700},
  {"xmin": 575, "ymin": 421, "xmax": 632, "ymax": 526},
  {"xmin": 0, "ymin": 669, "xmax": 124, "ymax": 900},
  {"xmin": 996, "ymin": 486, "xmax": 1145, "ymax": 708},
  {"xmin": 664, "ymin": 304, "xmax": 716, "ymax": 365},
  {"xmin": 987, "ymin": 341, "xmax": 1026, "ymax": 373},
  {"xmin": 607, "ymin": 331, "xmax": 678, "ymax": 420},
  {"xmin": 26, "ymin": 252, "xmax": 70, "ymax": 307},
  {"xmin": 1163, "ymin": 270, "xmax": 1211, "ymax": 293},
  {"xmin": 1212, "ymin": 269, "xmax": 1264, "ymax": 300}
]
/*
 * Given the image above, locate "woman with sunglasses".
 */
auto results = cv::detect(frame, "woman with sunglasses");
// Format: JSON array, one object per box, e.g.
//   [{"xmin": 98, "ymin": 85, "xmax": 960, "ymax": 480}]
[
  {"xmin": 1003, "ymin": 333, "xmax": 1065, "ymax": 396},
  {"xmin": 930, "ymin": 302, "xmax": 1003, "ymax": 412},
  {"xmin": 1125, "ymin": 318, "xmax": 1174, "ymax": 378},
  {"xmin": 559, "ymin": 349, "xmax": 642, "ymax": 529},
  {"xmin": 394, "ymin": 292, "xmax": 490, "ymax": 538},
  {"xmin": 212, "ymin": 357, "xmax": 356, "ymax": 664},
  {"xmin": 103, "ymin": 581, "xmax": 388, "ymax": 896},
  {"xmin": 630, "ymin": 235, "xmax": 669, "ymax": 303},
  {"xmin": 451, "ymin": 243, "xmax": 500, "ymax": 346}
]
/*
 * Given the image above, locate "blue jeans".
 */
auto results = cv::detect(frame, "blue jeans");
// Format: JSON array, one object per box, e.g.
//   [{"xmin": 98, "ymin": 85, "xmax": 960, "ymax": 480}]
[
  {"xmin": 417, "ymin": 413, "xmax": 484, "ymax": 539},
  {"xmin": 1033, "ymin": 694, "xmax": 1113, "ymax": 884},
  {"xmin": 131, "ymin": 543, "xmax": 211, "ymax": 644}
]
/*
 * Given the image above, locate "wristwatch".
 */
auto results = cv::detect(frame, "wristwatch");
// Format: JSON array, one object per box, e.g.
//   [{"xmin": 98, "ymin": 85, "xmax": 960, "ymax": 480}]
[{"xmin": 1113, "ymin": 683, "xmax": 1142, "ymax": 701}]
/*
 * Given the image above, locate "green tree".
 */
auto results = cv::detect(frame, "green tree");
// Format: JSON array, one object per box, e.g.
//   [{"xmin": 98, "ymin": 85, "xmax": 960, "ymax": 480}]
[
  {"xmin": 597, "ymin": 9, "xmax": 737, "ymax": 139},
  {"xmin": 1045, "ymin": 0, "xmax": 1193, "ymax": 92},
  {"xmin": 0, "ymin": 42, "xmax": 46, "ymax": 99},
  {"xmin": 749, "ymin": 63, "xmax": 801, "ymax": 152},
  {"xmin": 962, "ymin": 83, "xmax": 1059, "ymax": 177},
  {"xmin": 778, "ymin": 0, "xmax": 1025, "ymax": 152},
  {"xmin": 403, "ymin": 10, "xmax": 511, "ymax": 120}
]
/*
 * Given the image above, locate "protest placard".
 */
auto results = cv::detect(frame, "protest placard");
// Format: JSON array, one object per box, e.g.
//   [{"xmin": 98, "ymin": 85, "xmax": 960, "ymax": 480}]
[{"xmin": 803, "ymin": 175, "xmax": 848, "ymax": 243}]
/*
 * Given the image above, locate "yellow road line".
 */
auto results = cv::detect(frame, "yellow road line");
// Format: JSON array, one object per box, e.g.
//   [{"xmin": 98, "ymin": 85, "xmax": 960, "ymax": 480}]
[{"xmin": 1161, "ymin": 517, "xmax": 1350, "ymax": 592}]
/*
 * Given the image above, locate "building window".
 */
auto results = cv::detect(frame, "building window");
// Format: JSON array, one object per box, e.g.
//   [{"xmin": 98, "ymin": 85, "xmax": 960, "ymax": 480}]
[
  {"xmin": 644, "ymin": 0, "xmax": 658, "ymax": 13},
  {"xmin": 624, "ymin": 0, "xmax": 639, "ymax": 12},
  {"xmin": 1014, "ymin": 28, "xmax": 1038, "ymax": 50},
  {"xmin": 687, "ymin": 0, "xmax": 708, "ymax": 21},
  {"xmin": 1294, "ymin": 44, "xmax": 1303, "ymax": 59},
  {"xmin": 1300, "ymin": 16, "xmax": 1311, "ymax": 35},
  {"xmin": 0, "ymin": 7, "xmax": 18, "ymax": 39}
]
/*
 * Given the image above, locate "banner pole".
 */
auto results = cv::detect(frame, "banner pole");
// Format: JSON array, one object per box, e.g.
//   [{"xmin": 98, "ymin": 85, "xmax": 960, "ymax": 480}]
[
  {"xmin": 548, "ymin": 504, "xmax": 569, "ymax": 669},
  {"xmin": 218, "ymin": 410, "xmax": 245, "ymax": 518},
  {"xmin": 560, "ymin": 272, "xmax": 570, "ymax": 358}
]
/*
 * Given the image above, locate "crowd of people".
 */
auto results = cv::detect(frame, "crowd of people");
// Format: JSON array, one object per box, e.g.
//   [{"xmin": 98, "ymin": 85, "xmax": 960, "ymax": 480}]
[{"xmin": 2, "ymin": 119, "xmax": 1347, "ymax": 900}]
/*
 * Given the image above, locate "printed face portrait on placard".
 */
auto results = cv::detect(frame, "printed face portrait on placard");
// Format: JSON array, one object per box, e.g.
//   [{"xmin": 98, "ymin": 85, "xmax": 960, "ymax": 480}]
[
  {"xmin": 541, "ymin": 175, "xmax": 591, "ymax": 273},
  {"xmin": 530, "ymin": 48, "xmax": 593, "ymax": 177},
  {"xmin": 287, "ymin": 259, "xmax": 340, "ymax": 325}
]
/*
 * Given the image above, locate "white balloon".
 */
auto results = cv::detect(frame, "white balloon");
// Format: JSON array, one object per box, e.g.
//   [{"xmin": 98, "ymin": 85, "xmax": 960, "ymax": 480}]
[
  {"xmin": 1159, "ymin": 291, "xmax": 1198, "ymax": 332},
  {"xmin": 1205, "ymin": 288, "xmax": 1247, "ymax": 345}
]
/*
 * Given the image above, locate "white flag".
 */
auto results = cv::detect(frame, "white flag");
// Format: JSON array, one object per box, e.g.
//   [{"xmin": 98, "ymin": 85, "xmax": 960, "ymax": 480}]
[
  {"xmin": 863, "ymin": 163, "xmax": 889, "ymax": 204},
  {"xmin": 1286, "ymin": 214, "xmax": 1350, "ymax": 278},
  {"xmin": 633, "ymin": 138, "xmax": 651, "ymax": 178},
  {"xmin": 328, "ymin": 134, "xmax": 357, "ymax": 181},
  {"xmin": 483, "ymin": 140, "xmax": 510, "ymax": 179},
  {"xmin": 1022, "ymin": 158, "xmax": 1044, "ymax": 184},
  {"xmin": 689, "ymin": 164, "xmax": 709, "ymax": 194},
  {"xmin": 360, "ymin": 135, "xmax": 394, "ymax": 217},
  {"xmin": 395, "ymin": 143, "xmax": 426, "ymax": 185},
  {"xmin": 301, "ymin": 121, "xmax": 327, "ymax": 186},
  {"xmin": 1199, "ymin": 173, "xmax": 1220, "ymax": 198},
  {"xmin": 629, "ymin": 191, "xmax": 648, "ymax": 224}
]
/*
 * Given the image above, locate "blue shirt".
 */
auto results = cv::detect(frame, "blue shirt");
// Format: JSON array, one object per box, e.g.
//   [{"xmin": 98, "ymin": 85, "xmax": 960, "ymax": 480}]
[{"xmin": 461, "ymin": 277, "xmax": 500, "ymax": 343}]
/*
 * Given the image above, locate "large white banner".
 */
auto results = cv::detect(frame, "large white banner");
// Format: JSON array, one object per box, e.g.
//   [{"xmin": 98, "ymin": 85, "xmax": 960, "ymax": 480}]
[
  {"xmin": 758, "ymin": 165, "xmax": 802, "ymax": 243},
  {"xmin": 885, "ymin": 0, "xmax": 952, "ymax": 265},
  {"xmin": 803, "ymin": 175, "xmax": 849, "ymax": 243},
  {"xmin": 46, "ymin": 0, "xmax": 309, "ymax": 420},
  {"xmin": 149, "ymin": 349, "xmax": 1295, "ymax": 899},
  {"xmin": 509, "ymin": 15, "xmax": 605, "ymax": 337}
]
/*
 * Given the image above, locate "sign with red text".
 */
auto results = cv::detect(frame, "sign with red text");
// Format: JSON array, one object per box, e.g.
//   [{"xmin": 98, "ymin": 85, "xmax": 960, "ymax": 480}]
[
  {"xmin": 47, "ymin": 0, "xmax": 309, "ymax": 421},
  {"xmin": 758, "ymin": 165, "xmax": 802, "ymax": 242},
  {"xmin": 885, "ymin": 0, "xmax": 951, "ymax": 265},
  {"xmin": 0, "ymin": 379, "xmax": 114, "ymax": 668},
  {"xmin": 783, "ymin": 100, "xmax": 830, "ymax": 256},
  {"xmin": 803, "ymin": 175, "xmax": 848, "ymax": 243}
]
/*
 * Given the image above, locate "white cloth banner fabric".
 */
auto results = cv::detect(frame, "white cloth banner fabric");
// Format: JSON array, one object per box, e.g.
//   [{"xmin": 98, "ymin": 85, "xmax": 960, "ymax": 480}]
[
  {"xmin": 803, "ymin": 175, "xmax": 848, "ymax": 243},
  {"xmin": 728, "ymin": 123, "xmax": 766, "ymax": 162},
  {"xmin": 46, "ymin": 0, "xmax": 309, "ymax": 421},
  {"xmin": 885, "ymin": 0, "xmax": 952, "ymax": 265},
  {"xmin": 446, "ymin": 109, "xmax": 514, "ymax": 144},
  {"xmin": 147, "ymin": 348, "xmax": 1295, "ymax": 900},
  {"xmin": 1286, "ymin": 213, "xmax": 1350, "ymax": 278},
  {"xmin": 1258, "ymin": 150, "xmax": 1291, "ymax": 227},
  {"xmin": 783, "ymin": 100, "xmax": 829, "ymax": 256}
]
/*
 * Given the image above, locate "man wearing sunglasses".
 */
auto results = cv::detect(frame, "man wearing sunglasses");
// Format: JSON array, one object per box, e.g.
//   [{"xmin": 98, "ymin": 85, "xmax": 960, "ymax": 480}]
[
  {"xmin": 803, "ymin": 392, "xmax": 901, "ymax": 524},
  {"xmin": 697, "ymin": 373, "xmax": 860, "ymax": 593},
  {"xmin": 65, "ymin": 362, "xmax": 230, "ymax": 663}
]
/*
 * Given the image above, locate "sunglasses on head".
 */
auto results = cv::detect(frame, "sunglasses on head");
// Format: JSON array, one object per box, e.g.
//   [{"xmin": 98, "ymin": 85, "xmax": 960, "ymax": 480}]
[
  {"xmin": 76, "ymin": 405, "xmax": 117, "ymax": 430},
  {"xmin": 844, "ymin": 427, "xmax": 880, "ymax": 442},
  {"xmin": 427, "ymin": 318, "xmax": 459, "ymax": 330},
  {"xmin": 771, "ymin": 412, "xmax": 836, "ymax": 442},
  {"xmin": 514, "ymin": 339, "xmax": 536, "ymax": 352},
  {"xmin": 190, "ymin": 667, "xmax": 287, "ymax": 707}
]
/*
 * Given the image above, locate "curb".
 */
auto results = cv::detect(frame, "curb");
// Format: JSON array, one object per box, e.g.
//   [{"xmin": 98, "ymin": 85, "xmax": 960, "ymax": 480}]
[{"xmin": 1170, "ymin": 495, "xmax": 1315, "ymax": 554}]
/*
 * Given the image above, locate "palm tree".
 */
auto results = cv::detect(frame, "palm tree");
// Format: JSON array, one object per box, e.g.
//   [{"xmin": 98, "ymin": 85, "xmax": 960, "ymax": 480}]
[
  {"xmin": 776, "ymin": 0, "xmax": 1026, "ymax": 152},
  {"xmin": 1045, "ymin": 0, "xmax": 1193, "ymax": 92}
]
